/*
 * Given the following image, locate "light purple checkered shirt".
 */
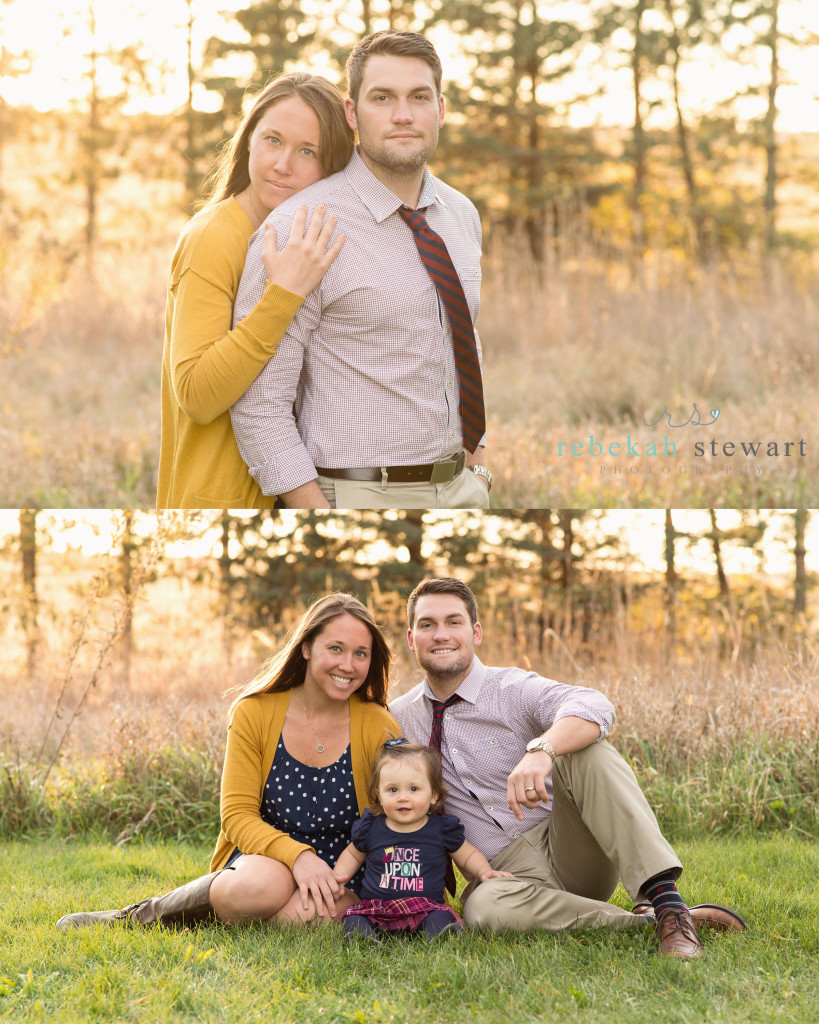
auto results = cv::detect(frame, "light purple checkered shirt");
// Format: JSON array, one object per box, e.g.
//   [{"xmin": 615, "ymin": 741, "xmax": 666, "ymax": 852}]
[
  {"xmin": 230, "ymin": 147, "xmax": 484, "ymax": 496},
  {"xmin": 389, "ymin": 658, "xmax": 616, "ymax": 861}
]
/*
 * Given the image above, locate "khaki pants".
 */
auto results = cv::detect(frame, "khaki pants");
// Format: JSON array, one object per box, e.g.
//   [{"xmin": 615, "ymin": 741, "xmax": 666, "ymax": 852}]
[
  {"xmin": 462, "ymin": 740, "xmax": 682, "ymax": 933},
  {"xmin": 317, "ymin": 465, "xmax": 490, "ymax": 510}
]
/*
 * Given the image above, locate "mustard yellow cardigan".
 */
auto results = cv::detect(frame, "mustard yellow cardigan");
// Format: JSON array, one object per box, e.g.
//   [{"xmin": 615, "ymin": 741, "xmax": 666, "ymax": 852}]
[
  {"xmin": 210, "ymin": 689, "xmax": 401, "ymax": 872},
  {"xmin": 157, "ymin": 197, "xmax": 304, "ymax": 509}
]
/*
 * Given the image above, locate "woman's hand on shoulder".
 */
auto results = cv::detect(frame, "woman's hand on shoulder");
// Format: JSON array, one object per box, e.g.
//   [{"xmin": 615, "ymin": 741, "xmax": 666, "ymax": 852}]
[
  {"xmin": 262, "ymin": 203, "xmax": 345, "ymax": 298},
  {"xmin": 292, "ymin": 848, "xmax": 345, "ymax": 919}
]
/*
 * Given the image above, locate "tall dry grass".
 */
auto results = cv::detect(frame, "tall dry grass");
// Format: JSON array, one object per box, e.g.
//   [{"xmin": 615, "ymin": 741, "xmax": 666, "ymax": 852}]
[
  {"xmin": 480, "ymin": 229, "xmax": 819, "ymax": 507},
  {"xmin": 1, "ymin": 543, "xmax": 817, "ymax": 840},
  {"xmin": 2, "ymin": 199, "xmax": 818, "ymax": 507}
]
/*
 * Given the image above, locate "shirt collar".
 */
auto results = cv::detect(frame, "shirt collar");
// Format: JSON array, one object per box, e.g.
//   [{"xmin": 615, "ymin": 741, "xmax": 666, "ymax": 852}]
[
  {"xmin": 419, "ymin": 656, "xmax": 486, "ymax": 706},
  {"xmin": 342, "ymin": 145, "xmax": 446, "ymax": 223}
]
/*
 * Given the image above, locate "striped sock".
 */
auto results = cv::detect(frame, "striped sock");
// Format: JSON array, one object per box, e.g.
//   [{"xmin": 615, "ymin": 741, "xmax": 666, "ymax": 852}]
[{"xmin": 643, "ymin": 872, "xmax": 688, "ymax": 918}]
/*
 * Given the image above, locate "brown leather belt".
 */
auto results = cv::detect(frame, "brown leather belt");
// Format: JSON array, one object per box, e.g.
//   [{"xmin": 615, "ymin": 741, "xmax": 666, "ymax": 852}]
[{"xmin": 317, "ymin": 451, "xmax": 466, "ymax": 485}]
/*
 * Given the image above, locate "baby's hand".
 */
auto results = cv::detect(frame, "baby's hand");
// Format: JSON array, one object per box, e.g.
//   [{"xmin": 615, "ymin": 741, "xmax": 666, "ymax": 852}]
[{"xmin": 479, "ymin": 869, "xmax": 516, "ymax": 881}]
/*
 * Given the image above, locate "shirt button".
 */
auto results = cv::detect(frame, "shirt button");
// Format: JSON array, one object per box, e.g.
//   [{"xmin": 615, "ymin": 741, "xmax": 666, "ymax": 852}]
[
  {"xmin": 452, "ymin": 749, "xmax": 458, "ymax": 754},
  {"xmin": 450, "ymin": 431, "xmax": 454, "ymax": 438},
  {"xmin": 488, "ymin": 805, "xmax": 493, "ymax": 811}
]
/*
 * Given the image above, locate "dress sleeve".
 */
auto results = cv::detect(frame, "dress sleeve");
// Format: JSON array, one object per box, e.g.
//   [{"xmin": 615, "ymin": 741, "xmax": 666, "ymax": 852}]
[
  {"xmin": 219, "ymin": 700, "xmax": 314, "ymax": 869},
  {"xmin": 350, "ymin": 809, "xmax": 375, "ymax": 852},
  {"xmin": 169, "ymin": 259, "xmax": 303, "ymax": 426},
  {"xmin": 439, "ymin": 813, "xmax": 466, "ymax": 853}
]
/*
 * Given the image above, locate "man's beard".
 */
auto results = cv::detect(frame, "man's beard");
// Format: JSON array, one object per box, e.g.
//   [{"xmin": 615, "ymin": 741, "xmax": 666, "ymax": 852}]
[
  {"xmin": 416, "ymin": 647, "xmax": 472, "ymax": 680},
  {"xmin": 358, "ymin": 128, "xmax": 438, "ymax": 177}
]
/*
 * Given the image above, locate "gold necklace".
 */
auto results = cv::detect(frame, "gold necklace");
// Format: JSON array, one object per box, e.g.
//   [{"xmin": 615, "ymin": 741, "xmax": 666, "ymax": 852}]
[{"xmin": 302, "ymin": 699, "xmax": 338, "ymax": 753}]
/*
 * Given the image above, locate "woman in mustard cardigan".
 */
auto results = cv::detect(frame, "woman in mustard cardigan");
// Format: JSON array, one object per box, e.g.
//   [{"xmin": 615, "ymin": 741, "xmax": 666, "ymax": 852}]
[
  {"xmin": 156, "ymin": 72, "xmax": 354, "ymax": 508},
  {"xmin": 56, "ymin": 593, "xmax": 401, "ymax": 929}
]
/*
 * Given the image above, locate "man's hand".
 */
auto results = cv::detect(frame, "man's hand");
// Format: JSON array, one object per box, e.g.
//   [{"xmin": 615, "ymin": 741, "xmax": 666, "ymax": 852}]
[
  {"xmin": 478, "ymin": 868, "xmax": 516, "ymax": 882},
  {"xmin": 279, "ymin": 480, "xmax": 332, "ymax": 509},
  {"xmin": 507, "ymin": 750, "xmax": 553, "ymax": 822}
]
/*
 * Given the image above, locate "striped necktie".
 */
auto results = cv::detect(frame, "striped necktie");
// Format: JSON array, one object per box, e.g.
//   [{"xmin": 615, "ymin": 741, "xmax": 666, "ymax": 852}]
[
  {"xmin": 399, "ymin": 207, "xmax": 486, "ymax": 453},
  {"xmin": 429, "ymin": 693, "xmax": 463, "ymax": 895}
]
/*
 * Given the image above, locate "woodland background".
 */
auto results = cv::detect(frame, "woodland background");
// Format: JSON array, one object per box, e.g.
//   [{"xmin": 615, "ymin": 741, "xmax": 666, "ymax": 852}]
[
  {"xmin": 2, "ymin": 507, "xmax": 817, "ymax": 842},
  {"xmin": 2, "ymin": 0, "xmax": 819, "ymax": 507}
]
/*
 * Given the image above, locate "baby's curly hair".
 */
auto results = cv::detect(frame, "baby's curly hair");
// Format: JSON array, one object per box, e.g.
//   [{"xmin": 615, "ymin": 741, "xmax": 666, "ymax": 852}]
[{"xmin": 367, "ymin": 739, "xmax": 447, "ymax": 815}]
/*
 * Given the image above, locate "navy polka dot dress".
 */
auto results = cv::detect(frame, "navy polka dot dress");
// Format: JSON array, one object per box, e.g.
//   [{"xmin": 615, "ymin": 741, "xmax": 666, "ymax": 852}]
[{"xmin": 229, "ymin": 735, "xmax": 364, "ymax": 894}]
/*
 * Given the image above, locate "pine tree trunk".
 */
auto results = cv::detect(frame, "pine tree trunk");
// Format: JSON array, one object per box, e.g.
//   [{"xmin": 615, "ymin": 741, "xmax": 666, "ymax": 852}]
[
  {"xmin": 794, "ymin": 509, "xmax": 808, "ymax": 617},
  {"xmin": 535, "ymin": 510, "xmax": 553, "ymax": 652},
  {"xmin": 20, "ymin": 509, "xmax": 39, "ymax": 677},
  {"xmin": 219, "ymin": 512, "xmax": 234, "ymax": 663},
  {"xmin": 631, "ymin": 0, "xmax": 648, "ymax": 254},
  {"xmin": 663, "ymin": 0, "xmax": 707, "ymax": 261},
  {"xmin": 708, "ymin": 509, "xmax": 730, "ymax": 599},
  {"xmin": 184, "ymin": 0, "xmax": 198, "ymax": 211},
  {"xmin": 84, "ymin": 2, "xmax": 99, "ymax": 264},
  {"xmin": 664, "ymin": 509, "xmax": 677, "ymax": 648},
  {"xmin": 763, "ymin": 0, "xmax": 780, "ymax": 252},
  {"xmin": 118, "ymin": 510, "xmax": 135, "ymax": 686}
]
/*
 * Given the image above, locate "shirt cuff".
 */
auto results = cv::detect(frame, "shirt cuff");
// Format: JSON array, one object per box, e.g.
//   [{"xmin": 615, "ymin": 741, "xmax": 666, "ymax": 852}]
[{"xmin": 247, "ymin": 443, "xmax": 319, "ymax": 496}]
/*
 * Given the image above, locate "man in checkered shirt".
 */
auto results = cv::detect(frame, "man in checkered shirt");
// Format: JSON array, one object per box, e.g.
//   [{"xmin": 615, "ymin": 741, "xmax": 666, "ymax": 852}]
[
  {"xmin": 231, "ymin": 30, "xmax": 492, "ymax": 510},
  {"xmin": 390, "ymin": 577, "xmax": 747, "ymax": 959}
]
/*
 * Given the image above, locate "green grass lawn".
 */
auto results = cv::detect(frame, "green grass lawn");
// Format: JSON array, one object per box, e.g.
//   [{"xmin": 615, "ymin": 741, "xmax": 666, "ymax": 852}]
[{"xmin": 1, "ymin": 835, "xmax": 817, "ymax": 1023}]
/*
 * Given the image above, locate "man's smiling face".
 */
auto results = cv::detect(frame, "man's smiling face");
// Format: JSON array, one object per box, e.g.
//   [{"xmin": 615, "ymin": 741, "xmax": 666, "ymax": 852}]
[{"xmin": 407, "ymin": 593, "xmax": 481, "ymax": 684}]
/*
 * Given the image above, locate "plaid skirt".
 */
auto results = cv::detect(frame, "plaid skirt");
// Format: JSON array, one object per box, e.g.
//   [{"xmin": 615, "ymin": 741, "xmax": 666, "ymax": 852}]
[{"xmin": 341, "ymin": 897, "xmax": 462, "ymax": 933}]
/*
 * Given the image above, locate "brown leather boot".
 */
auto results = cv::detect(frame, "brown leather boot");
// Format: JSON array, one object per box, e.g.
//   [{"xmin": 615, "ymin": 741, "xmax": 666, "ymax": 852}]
[{"xmin": 55, "ymin": 870, "xmax": 228, "ymax": 930}]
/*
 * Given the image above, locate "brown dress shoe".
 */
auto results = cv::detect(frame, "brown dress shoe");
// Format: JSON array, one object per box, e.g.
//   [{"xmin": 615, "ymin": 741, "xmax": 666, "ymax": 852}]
[
  {"xmin": 633, "ymin": 902, "xmax": 746, "ymax": 933},
  {"xmin": 688, "ymin": 904, "xmax": 746, "ymax": 932},
  {"xmin": 656, "ymin": 910, "xmax": 703, "ymax": 960}
]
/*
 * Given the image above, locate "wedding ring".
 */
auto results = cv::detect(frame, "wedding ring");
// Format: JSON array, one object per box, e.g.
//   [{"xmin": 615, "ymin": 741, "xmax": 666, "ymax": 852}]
[{"xmin": 524, "ymin": 786, "xmax": 536, "ymax": 792}]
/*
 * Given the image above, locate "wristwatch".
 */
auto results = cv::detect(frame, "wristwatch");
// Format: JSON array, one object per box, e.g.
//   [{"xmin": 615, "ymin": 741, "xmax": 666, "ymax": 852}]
[
  {"xmin": 525, "ymin": 738, "xmax": 558, "ymax": 761},
  {"xmin": 468, "ymin": 464, "xmax": 493, "ymax": 490}
]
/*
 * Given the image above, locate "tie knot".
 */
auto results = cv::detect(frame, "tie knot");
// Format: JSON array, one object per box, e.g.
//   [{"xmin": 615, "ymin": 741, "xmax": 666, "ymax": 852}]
[
  {"xmin": 399, "ymin": 206, "xmax": 428, "ymax": 234},
  {"xmin": 431, "ymin": 693, "xmax": 463, "ymax": 717}
]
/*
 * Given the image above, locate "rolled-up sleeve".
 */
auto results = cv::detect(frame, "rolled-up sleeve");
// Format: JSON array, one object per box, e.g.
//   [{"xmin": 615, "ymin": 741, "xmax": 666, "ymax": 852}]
[
  {"xmin": 230, "ymin": 212, "xmax": 321, "ymax": 495},
  {"xmin": 520, "ymin": 674, "xmax": 616, "ymax": 740}
]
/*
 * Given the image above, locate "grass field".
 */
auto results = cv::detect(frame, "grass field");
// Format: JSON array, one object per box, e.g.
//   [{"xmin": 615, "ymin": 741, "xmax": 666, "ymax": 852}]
[{"xmin": 1, "ymin": 836, "xmax": 817, "ymax": 1024}]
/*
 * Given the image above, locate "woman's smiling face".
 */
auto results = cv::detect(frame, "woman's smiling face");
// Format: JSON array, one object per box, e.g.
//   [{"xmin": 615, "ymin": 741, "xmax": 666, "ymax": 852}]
[{"xmin": 302, "ymin": 612, "xmax": 373, "ymax": 703}]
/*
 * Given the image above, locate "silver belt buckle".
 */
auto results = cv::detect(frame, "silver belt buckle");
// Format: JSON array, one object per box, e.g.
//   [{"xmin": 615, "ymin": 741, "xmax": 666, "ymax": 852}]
[{"xmin": 429, "ymin": 451, "xmax": 465, "ymax": 484}]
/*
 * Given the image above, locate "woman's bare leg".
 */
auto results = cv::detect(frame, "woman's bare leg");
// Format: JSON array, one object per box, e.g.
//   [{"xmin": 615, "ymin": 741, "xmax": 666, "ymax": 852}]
[
  {"xmin": 209, "ymin": 855, "xmax": 297, "ymax": 924},
  {"xmin": 275, "ymin": 887, "xmax": 359, "ymax": 925}
]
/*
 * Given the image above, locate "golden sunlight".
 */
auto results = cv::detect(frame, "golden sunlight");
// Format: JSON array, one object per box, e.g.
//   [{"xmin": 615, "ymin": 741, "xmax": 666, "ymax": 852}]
[{"xmin": 3, "ymin": 0, "xmax": 819, "ymax": 129}]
